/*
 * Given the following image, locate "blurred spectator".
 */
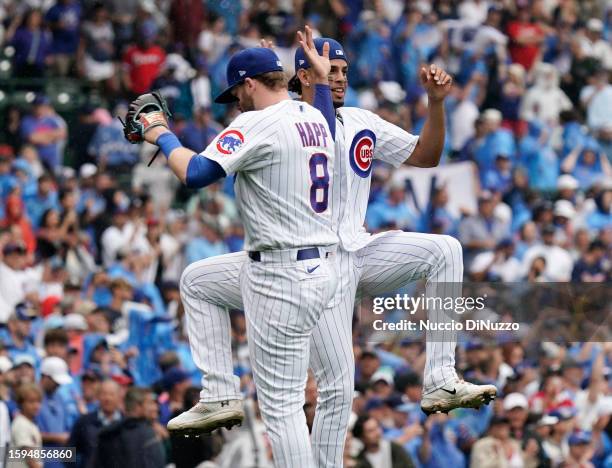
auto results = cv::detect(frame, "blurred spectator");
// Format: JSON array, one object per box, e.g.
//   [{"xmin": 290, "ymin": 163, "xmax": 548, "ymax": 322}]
[
  {"xmin": 10, "ymin": 383, "xmax": 43, "ymax": 468},
  {"xmin": 507, "ymin": 3, "xmax": 545, "ymax": 71},
  {"xmin": 564, "ymin": 430, "xmax": 595, "ymax": 468},
  {"xmin": 69, "ymin": 379, "xmax": 122, "ymax": 468},
  {"xmin": 100, "ymin": 206, "xmax": 145, "ymax": 268},
  {"xmin": 1, "ymin": 196, "xmax": 36, "ymax": 254},
  {"xmin": 184, "ymin": 221, "xmax": 228, "ymax": 265},
  {"xmin": 352, "ymin": 414, "xmax": 415, "ymax": 468},
  {"xmin": 474, "ymin": 109, "xmax": 516, "ymax": 175},
  {"xmin": 471, "ymin": 415, "xmax": 533, "ymax": 468},
  {"xmin": 20, "ymin": 96, "xmax": 67, "ymax": 174},
  {"xmin": 523, "ymin": 224, "xmax": 574, "ymax": 281},
  {"xmin": 122, "ymin": 23, "xmax": 166, "ymax": 97},
  {"xmin": 5, "ymin": 303, "xmax": 38, "ymax": 361},
  {"xmin": 37, "ymin": 356, "xmax": 72, "ymax": 468},
  {"xmin": 177, "ymin": 106, "xmax": 223, "ymax": 153},
  {"xmin": 45, "ymin": 0, "xmax": 81, "ymax": 76},
  {"xmin": 580, "ymin": 18, "xmax": 612, "ymax": 71},
  {"xmin": 499, "ymin": 63, "xmax": 527, "ymax": 136},
  {"xmin": 7, "ymin": 8, "xmax": 51, "ymax": 78},
  {"xmin": 579, "ymin": 68, "xmax": 612, "ymax": 133},
  {"xmin": 168, "ymin": 0, "xmax": 204, "ymax": 52},
  {"xmin": 561, "ymin": 143, "xmax": 611, "ymax": 190},
  {"xmin": 459, "ymin": 191, "xmax": 509, "ymax": 268},
  {"xmin": 366, "ymin": 181, "xmax": 418, "ymax": 232},
  {"xmin": 76, "ymin": 3, "xmax": 117, "ymax": 92},
  {"xmin": 520, "ymin": 63, "xmax": 572, "ymax": 126},
  {"xmin": 469, "ymin": 238, "xmax": 522, "ymax": 282},
  {"xmin": 88, "ymin": 103, "xmax": 140, "ymax": 171},
  {"xmin": 93, "ymin": 386, "xmax": 165, "ymax": 468},
  {"xmin": 0, "ymin": 245, "xmax": 42, "ymax": 323}
]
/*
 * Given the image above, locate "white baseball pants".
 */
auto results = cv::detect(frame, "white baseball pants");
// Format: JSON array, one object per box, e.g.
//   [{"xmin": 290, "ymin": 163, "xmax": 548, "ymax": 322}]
[{"xmin": 180, "ymin": 231, "xmax": 463, "ymax": 467}]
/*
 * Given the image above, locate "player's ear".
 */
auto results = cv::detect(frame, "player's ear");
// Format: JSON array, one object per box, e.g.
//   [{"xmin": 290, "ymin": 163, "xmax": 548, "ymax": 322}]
[
  {"xmin": 243, "ymin": 77, "xmax": 256, "ymax": 94},
  {"xmin": 297, "ymin": 69, "xmax": 310, "ymax": 88}
]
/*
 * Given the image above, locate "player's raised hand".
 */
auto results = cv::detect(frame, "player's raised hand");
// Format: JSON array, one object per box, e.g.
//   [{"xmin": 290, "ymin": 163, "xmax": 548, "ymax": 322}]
[
  {"xmin": 420, "ymin": 64, "xmax": 453, "ymax": 102},
  {"xmin": 297, "ymin": 25, "xmax": 330, "ymax": 84}
]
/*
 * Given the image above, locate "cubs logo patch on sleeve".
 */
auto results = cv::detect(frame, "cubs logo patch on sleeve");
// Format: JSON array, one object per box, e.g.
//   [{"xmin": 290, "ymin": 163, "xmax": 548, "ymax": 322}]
[
  {"xmin": 216, "ymin": 130, "xmax": 245, "ymax": 155},
  {"xmin": 349, "ymin": 129, "xmax": 376, "ymax": 178}
]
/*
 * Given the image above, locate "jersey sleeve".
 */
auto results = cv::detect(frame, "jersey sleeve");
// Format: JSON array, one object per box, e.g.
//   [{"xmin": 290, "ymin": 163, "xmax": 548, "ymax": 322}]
[
  {"xmin": 371, "ymin": 112, "xmax": 419, "ymax": 168},
  {"xmin": 201, "ymin": 111, "xmax": 276, "ymax": 174}
]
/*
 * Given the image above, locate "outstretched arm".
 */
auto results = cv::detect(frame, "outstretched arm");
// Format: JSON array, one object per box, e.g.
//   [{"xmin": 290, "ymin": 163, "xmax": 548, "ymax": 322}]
[
  {"xmin": 407, "ymin": 64, "xmax": 453, "ymax": 168},
  {"xmin": 144, "ymin": 126, "xmax": 226, "ymax": 188}
]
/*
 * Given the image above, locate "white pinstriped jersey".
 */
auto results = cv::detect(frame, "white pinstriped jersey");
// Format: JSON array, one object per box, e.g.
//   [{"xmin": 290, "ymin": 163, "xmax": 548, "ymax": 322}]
[
  {"xmin": 330, "ymin": 107, "xmax": 419, "ymax": 251},
  {"xmin": 203, "ymin": 99, "xmax": 338, "ymax": 251}
]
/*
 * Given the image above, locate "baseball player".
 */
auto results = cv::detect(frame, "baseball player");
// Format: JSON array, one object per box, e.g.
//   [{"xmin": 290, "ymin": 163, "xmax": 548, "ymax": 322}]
[
  {"xmin": 170, "ymin": 31, "xmax": 497, "ymax": 468},
  {"xmin": 131, "ymin": 41, "xmax": 342, "ymax": 467}
]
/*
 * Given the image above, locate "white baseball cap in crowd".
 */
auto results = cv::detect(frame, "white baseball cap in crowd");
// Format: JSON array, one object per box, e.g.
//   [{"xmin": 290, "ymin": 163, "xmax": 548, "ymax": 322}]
[
  {"xmin": 0, "ymin": 356, "xmax": 12, "ymax": 374},
  {"xmin": 587, "ymin": 18, "xmax": 604, "ymax": 32},
  {"xmin": 64, "ymin": 313, "xmax": 88, "ymax": 331},
  {"xmin": 557, "ymin": 174, "xmax": 579, "ymax": 191},
  {"xmin": 503, "ymin": 392, "xmax": 529, "ymax": 411},
  {"xmin": 554, "ymin": 200, "xmax": 576, "ymax": 219},
  {"xmin": 40, "ymin": 356, "xmax": 73, "ymax": 385}
]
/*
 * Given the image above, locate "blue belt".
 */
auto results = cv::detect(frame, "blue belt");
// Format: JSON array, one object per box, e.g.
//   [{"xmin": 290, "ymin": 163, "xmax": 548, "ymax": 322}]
[{"xmin": 248, "ymin": 247, "xmax": 326, "ymax": 262}]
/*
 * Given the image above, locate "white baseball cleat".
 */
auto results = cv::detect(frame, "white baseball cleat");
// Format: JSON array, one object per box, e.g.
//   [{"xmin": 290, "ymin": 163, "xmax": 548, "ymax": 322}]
[
  {"xmin": 421, "ymin": 380, "xmax": 497, "ymax": 416},
  {"xmin": 167, "ymin": 399, "xmax": 244, "ymax": 435}
]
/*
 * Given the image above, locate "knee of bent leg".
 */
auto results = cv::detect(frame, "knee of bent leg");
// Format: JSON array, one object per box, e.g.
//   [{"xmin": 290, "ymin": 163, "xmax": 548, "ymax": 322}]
[
  {"xmin": 179, "ymin": 261, "xmax": 201, "ymax": 298},
  {"xmin": 435, "ymin": 235, "xmax": 463, "ymax": 271}
]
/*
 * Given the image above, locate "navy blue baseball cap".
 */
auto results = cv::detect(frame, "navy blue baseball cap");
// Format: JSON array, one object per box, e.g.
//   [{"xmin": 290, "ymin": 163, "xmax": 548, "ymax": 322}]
[
  {"xmin": 215, "ymin": 47, "xmax": 284, "ymax": 104},
  {"xmin": 293, "ymin": 37, "xmax": 348, "ymax": 72}
]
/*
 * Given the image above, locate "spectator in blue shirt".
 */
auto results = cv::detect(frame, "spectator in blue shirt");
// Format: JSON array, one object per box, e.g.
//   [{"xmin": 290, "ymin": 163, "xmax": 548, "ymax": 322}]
[
  {"xmin": 8, "ymin": 9, "xmax": 51, "ymax": 78},
  {"xmin": 24, "ymin": 173, "xmax": 59, "ymax": 229},
  {"xmin": 0, "ymin": 152, "xmax": 17, "ymax": 203},
  {"xmin": 20, "ymin": 96, "xmax": 67, "ymax": 173},
  {"xmin": 177, "ymin": 106, "xmax": 223, "ymax": 153},
  {"xmin": 87, "ymin": 104, "xmax": 139, "ymax": 171},
  {"xmin": 561, "ymin": 142, "xmax": 611, "ymax": 190},
  {"xmin": 519, "ymin": 121, "xmax": 559, "ymax": 192},
  {"xmin": 366, "ymin": 181, "xmax": 418, "ymax": 232},
  {"xmin": 185, "ymin": 222, "xmax": 228, "ymax": 265},
  {"xmin": 586, "ymin": 189, "xmax": 612, "ymax": 231},
  {"xmin": 37, "ymin": 356, "xmax": 72, "ymax": 468},
  {"xmin": 45, "ymin": 0, "xmax": 81, "ymax": 76},
  {"xmin": 483, "ymin": 154, "xmax": 514, "ymax": 194},
  {"xmin": 5, "ymin": 303, "xmax": 39, "ymax": 364},
  {"xmin": 474, "ymin": 109, "xmax": 516, "ymax": 175}
]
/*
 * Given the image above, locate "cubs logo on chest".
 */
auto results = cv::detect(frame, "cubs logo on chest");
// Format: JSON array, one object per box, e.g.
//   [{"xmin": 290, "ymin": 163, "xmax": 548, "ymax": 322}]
[
  {"xmin": 216, "ymin": 129, "xmax": 244, "ymax": 155},
  {"xmin": 349, "ymin": 129, "xmax": 376, "ymax": 178}
]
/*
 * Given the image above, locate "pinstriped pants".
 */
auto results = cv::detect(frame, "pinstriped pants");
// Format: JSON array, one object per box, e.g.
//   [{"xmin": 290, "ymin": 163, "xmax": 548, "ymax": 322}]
[{"xmin": 180, "ymin": 231, "xmax": 463, "ymax": 467}]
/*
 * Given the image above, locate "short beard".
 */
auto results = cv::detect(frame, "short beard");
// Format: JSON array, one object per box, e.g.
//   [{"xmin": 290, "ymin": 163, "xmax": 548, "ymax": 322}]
[
  {"xmin": 333, "ymin": 99, "xmax": 344, "ymax": 109},
  {"xmin": 238, "ymin": 95, "xmax": 255, "ymax": 112}
]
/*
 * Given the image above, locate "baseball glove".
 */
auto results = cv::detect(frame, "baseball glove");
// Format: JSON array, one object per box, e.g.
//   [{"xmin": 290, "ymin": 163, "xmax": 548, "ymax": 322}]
[{"xmin": 122, "ymin": 91, "xmax": 172, "ymax": 144}]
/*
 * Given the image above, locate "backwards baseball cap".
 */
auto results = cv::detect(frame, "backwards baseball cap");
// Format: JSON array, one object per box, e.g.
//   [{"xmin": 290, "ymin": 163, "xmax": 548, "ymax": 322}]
[
  {"xmin": 215, "ymin": 47, "xmax": 284, "ymax": 104},
  {"xmin": 289, "ymin": 38, "xmax": 347, "ymax": 91},
  {"xmin": 294, "ymin": 37, "xmax": 347, "ymax": 73}
]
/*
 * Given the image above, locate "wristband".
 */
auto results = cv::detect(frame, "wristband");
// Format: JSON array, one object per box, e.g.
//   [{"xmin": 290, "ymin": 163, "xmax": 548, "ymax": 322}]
[{"xmin": 156, "ymin": 132, "xmax": 182, "ymax": 159}]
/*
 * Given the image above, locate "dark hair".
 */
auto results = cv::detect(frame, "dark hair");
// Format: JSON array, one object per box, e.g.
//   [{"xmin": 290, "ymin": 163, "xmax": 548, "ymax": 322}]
[
  {"xmin": 44, "ymin": 328, "xmax": 69, "ymax": 347},
  {"xmin": 288, "ymin": 74, "xmax": 302, "ymax": 94},
  {"xmin": 124, "ymin": 386, "xmax": 151, "ymax": 414},
  {"xmin": 253, "ymin": 71, "xmax": 288, "ymax": 93},
  {"xmin": 352, "ymin": 415, "xmax": 374, "ymax": 439}
]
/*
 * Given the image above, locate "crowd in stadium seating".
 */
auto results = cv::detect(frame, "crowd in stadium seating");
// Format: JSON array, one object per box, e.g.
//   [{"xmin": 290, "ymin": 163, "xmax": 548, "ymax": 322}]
[{"xmin": 0, "ymin": 0, "xmax": 610, "ymax": 467}]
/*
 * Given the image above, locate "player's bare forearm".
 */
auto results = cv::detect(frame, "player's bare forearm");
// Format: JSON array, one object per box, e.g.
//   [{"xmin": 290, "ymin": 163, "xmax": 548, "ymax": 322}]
[
  {"xmin": 146, "ymin": 126, "xmax": 194, "ymax": 183},
  {"xmin": 168, "ymin": 146, "xmax": 196, "ymax": 184},
  {"xmin": 407, "ymin": 99, "xmax": 445, "ymax": 168},
  {"xmin": 407, "ymin": 64, "xmax": 452, "ymax": 168}
]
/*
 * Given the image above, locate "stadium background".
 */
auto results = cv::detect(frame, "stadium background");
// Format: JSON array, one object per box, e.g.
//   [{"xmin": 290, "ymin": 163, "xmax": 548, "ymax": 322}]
[{"xmin": 0, "ymin": 0, "xmax": 610, "ymax": 466}]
